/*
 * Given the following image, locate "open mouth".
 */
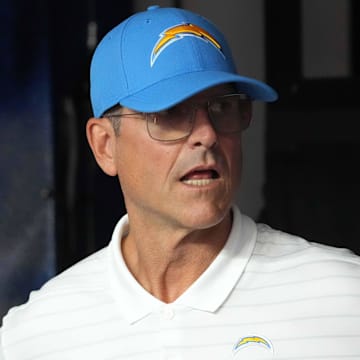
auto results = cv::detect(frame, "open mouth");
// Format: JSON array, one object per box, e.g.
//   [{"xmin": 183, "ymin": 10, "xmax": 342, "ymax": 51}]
[{"xmin": 181, "ymin": 169, "xmax": 220, "ymax": 186}]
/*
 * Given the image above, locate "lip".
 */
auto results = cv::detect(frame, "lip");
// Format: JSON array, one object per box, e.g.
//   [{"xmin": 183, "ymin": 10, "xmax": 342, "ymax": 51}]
[{"xmin": 180, "ymin": 164, "xmax": 221, "ymax": 185}]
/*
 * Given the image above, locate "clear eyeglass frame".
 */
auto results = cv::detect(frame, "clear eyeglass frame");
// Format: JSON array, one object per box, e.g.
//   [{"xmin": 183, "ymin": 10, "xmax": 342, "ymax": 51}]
[{"xmin": 103, "ymin": 93, "xmax": 252, "ymax": 142}]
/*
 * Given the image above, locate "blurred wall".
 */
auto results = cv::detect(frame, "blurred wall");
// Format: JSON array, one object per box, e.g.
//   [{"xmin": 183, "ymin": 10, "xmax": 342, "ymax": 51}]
[{"xmin": 0, "ymin": 1, "xmax": 55, "ymax": 318}]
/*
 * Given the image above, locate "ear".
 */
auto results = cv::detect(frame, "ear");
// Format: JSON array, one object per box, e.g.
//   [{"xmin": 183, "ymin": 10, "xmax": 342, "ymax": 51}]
[{"xmin": 86, "ymin": 117, "xmax": 117, "ymax": 176}]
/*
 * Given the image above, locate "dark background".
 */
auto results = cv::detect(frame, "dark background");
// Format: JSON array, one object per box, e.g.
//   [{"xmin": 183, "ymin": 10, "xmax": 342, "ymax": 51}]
[
  {"xmin": 0, "ymin": 0, "xmax": 131, "ymax": 319},
  {"xmin": 262, "ymin": 0, "xmax": 360, "ymax": 254}
]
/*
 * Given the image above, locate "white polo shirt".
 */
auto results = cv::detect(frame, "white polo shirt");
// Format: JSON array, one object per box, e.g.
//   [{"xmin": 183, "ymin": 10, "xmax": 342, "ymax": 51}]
[{"xmin": 1, "ymin": 206, "xmax": 360, "ymax": 359}]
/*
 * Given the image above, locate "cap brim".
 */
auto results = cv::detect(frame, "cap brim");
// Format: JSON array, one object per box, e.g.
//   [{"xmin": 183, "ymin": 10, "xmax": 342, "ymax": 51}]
[{"xmin": 118, "ymin": 71, "xmax": 278, "ymax": 112}]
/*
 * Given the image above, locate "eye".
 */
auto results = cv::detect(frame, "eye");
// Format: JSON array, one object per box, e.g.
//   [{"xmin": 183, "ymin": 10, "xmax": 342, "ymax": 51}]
[
  {"xmin": 210, "ymin": 99, "xmax": 233, "ymax": 114},
  {"xmin": 155, "ymin": 105, "xmax": 192, "ymax": 123}
]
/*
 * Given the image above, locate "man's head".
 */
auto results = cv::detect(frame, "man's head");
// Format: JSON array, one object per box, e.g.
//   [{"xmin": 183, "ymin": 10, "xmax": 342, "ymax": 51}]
[
  {"xmin": 89, "ymin": 5, "xmax": 277, "ymax": 117},
  {"xmin": 86, "ymin": 6, "xmax": 277, "ymax": 233}
]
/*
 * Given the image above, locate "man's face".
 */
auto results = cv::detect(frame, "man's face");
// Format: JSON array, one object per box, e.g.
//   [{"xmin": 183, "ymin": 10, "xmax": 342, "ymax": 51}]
[{"xmin": 112, "ymin": 84, "xmax": 249, "ymax": 233}]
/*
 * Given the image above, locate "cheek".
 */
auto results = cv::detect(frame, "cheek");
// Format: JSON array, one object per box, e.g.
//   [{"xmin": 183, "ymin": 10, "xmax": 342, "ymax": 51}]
[
  {"xmin": 223, "ymin": 135, "xmax": 243, "ymax": 162},
  {"xmin": 223, "ymin": 137, "xmax": 243, "ymax": 183},
  {"xmin": 115, "ymin": 139, "xmax": 143, "ymax": 192},
  {"xmin": 116, "ymin": 139, "xmax": 178, "ymax": 191}
]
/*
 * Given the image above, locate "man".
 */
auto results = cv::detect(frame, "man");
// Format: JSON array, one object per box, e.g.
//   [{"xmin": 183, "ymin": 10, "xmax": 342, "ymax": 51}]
[{"xmin": 1, "ymin": 5, "xmax": 359, "ymax": 360}]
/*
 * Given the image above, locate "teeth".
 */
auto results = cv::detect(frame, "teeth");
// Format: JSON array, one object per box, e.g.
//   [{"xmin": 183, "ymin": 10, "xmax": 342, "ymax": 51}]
[{"xmin": 182, "ymin": 179, "xmax": 214, "ymax": 186}]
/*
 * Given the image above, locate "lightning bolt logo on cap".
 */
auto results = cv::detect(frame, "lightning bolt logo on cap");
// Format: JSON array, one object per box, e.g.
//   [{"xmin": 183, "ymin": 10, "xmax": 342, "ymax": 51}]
[{"xmin": 150, "ymin": 23, "xmax": 223, "ymax": 66}]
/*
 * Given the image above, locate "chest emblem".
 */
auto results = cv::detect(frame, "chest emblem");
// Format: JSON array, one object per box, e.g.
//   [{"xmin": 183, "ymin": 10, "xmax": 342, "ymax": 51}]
[{"xmin": 233, "ymin": 335, "xmax": 274, "ymax": 354}]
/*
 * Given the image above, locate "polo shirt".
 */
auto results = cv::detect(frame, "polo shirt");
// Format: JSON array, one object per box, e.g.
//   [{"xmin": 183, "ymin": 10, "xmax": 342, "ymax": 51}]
[{"xmin": 1, "ymin": 206, "xmax": 360, "ymax": 359}]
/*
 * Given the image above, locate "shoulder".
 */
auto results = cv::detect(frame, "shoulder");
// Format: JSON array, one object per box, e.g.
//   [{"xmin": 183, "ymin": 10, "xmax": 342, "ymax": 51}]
[
  {"xmin": 1, "ymin": 247, "xmax": 110, "ymax": 336},
  {"xmin": 250, "ymin": 223, "xmax": 360, "ymax": 284},
  {"xmin": 234, "ymin": 223, "xmax": 360, "ymax": 321},
  {"xmin": 256, "ymin": 223, "xmax": 359, "ymax": 261}
]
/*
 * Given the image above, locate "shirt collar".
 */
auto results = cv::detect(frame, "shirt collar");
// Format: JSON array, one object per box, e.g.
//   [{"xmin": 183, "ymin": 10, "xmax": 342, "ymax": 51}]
[{"xmin": 107, "ymin": 205, "xmax": 257, "ymax": 324}]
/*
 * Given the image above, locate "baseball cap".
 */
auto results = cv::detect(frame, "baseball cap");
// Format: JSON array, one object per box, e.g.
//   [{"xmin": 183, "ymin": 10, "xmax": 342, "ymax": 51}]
[{"xmin": 90, "ymin": 5, "xmax": 278, "ymax": 117}]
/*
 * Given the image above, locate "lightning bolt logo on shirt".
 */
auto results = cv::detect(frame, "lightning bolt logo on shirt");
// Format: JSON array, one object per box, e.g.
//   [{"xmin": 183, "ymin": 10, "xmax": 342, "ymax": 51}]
[
  {"xmin": 233, "ymin": 336, "xmax": 273, "ymax": 354},
  {"xmin": 150, "ymin": 23, "xmax": 223, "ymax": 66}
]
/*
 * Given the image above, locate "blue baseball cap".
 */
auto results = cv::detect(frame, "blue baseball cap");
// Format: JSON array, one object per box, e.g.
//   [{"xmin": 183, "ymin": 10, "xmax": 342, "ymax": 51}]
[{"xmin": 90, "ymin": 5, "xmax": 278, "ymax": 117}]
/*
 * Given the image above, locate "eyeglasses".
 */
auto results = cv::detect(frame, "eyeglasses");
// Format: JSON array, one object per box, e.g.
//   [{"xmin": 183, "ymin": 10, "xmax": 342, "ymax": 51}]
[{"xmin": 105, "ymin": 93, "xmax": 251, "ymax": 142}]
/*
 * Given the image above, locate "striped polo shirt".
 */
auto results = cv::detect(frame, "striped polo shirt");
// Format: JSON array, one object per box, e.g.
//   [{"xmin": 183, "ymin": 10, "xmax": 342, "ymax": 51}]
[{"xmin": 1, "ymin": 206, "xmax": 360, "ymax": 359}]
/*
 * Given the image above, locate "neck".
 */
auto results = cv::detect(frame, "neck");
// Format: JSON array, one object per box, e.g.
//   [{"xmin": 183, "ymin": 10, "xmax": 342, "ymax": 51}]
[{"xmin": 121, "ymin": 211, "xmax": 232, "ymax": 303}]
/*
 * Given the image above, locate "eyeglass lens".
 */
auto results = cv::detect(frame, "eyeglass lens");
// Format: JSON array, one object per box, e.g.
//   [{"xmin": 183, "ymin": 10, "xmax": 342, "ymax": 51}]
[{"xmin": 147, "ymin": 94, "xmax": 251, "ymax": 141}]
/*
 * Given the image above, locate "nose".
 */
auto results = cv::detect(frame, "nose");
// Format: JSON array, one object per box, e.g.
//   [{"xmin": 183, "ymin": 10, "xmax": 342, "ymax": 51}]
[{"xmin": 187, "ymin": 107, "xmax": 218, "ymax": 148}]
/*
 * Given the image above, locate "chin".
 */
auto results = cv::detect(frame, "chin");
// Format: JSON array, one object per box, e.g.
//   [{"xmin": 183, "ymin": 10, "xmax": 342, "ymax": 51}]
[{"xmin": 180, "ymin": 202, "xmax": 232, "ymax": 231}]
